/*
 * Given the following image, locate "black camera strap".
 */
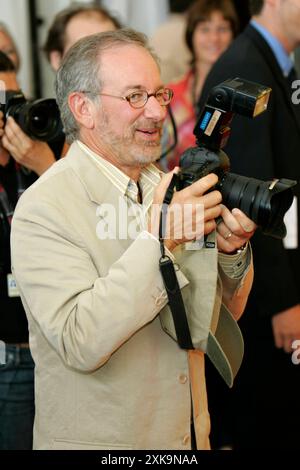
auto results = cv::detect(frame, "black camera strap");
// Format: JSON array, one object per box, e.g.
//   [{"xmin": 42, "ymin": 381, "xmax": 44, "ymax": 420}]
[{"xmin": 158, "ymin": 174, "xmax": 194, "ymax": 350}]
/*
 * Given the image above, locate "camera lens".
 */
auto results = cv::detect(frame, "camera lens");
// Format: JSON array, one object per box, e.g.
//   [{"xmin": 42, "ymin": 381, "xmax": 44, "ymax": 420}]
[
  {"xmin": 178, "ymin": 146, "xmax": 296, "ymax": 239},
  {"xmin": 219, "ymin": 173, "xmax": 296, "ymax": 238},
  {"xmin": 32, "ymin": 109, "xmax": 49, "ymax": 132},
  {"xmin": 7, "ymin": 98, "xmax": 62, "ymax": 142}
]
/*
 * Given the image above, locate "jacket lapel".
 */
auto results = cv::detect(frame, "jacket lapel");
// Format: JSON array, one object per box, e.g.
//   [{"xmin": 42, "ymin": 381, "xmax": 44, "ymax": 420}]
[{"xmin": 66, "ymin": 141, "xmax": 123, "ymax": 208}]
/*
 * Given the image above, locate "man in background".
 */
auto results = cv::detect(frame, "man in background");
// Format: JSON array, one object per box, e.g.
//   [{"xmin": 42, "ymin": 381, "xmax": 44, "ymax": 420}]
[
  {"xmin": 44, "ymin": 3, "xmax": 121, "ymax": 71},
  {"xmin": 198, "ymin": 0, "xmax": 300, "ymax": 449},
  {"xmin": 0, "ymin": 22, "xmax": 20, "ymax": 71}
]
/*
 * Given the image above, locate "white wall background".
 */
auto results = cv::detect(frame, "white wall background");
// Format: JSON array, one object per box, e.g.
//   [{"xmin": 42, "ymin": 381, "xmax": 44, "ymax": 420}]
[{"xmin": 101, "ymin": 0, "xmax": 168, "ymax": 36}]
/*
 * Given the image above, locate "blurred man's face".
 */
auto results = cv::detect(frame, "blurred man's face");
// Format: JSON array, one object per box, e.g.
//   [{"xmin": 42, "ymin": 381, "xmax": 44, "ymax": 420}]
[
  {"xmin": 0, "ymin": 31, "xmax": 19, "ymax": 70},
  {"xmin": 278, "ymin": 0, "xmax": 300, "ymax": 50},
  {"xmin": 50, "ymin": 12, "xmax": 117, "ymax": 72},
  {"xmin": 63, "ymin": 13, "xmax": 117, "ymax": 55},
  {"xmin": 0, "ymin": 70, "xmax": 18, "ymax": 90}
]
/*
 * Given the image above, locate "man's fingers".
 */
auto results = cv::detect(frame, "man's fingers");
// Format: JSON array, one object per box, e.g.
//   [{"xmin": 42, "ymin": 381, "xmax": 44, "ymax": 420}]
[
  {"xmin": 5, "ymin": 116, "xmax": 28, "ymax": 148},
  {"xmin": 204, "ymin": 204, "xmax": 222, "ymax": 222},
  {"xmin": 219, "ymin": 205, "xmax": 243, "ymax": 234},
  {"xmin": 231, "ymin": 208, "xmax": 257, "ymax": 233},
  {"xmin": 199, "ymin": 190, "xmax": 222, "ymax": 209},
  {"xmin": 5, "ymin": 116, "xmax": 33, "ymax": 153},
  {"xmin": 186, "ymin": 173, "xmax": 219, "ymax": 198},
  {"xmin": 204, "ymin": 219, "xmax": 217, "ymax": 235},
  {"xmin": 2, "ymin": 135, "xmax": 21, "ymax": 161},
  {"xmin": 2, "ymin": 134, "xmax": 15, "ymax": 153},
  {"xmin": 218, "ymin": 206, "xmax": 256, "ymax": 238},
  {"xmin": 153, "ymin": 167, "xmax": 179, "ymax": 204}
]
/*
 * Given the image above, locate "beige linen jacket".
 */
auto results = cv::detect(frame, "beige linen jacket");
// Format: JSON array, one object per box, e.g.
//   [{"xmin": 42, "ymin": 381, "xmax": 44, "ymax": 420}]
[{"xmin": 11, "ymin": 142, "xmax": 252, "ymax": 450}]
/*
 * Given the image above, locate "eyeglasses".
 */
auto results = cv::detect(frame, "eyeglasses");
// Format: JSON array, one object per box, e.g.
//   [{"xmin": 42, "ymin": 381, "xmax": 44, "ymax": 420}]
[{"xmin": 83, "ymin": 88, "xmax": 174, "ymax": 109}]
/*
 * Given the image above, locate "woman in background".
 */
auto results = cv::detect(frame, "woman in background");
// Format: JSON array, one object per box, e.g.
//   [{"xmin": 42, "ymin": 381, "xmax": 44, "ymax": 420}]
[{"xmin": 164, "ymin": 0, "xmax": 239, "ymax": 170}]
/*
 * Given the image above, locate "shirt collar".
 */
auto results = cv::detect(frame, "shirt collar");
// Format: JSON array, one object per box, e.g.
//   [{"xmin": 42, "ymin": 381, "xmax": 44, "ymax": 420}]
[
  {"xmin": 250, "ymin": 20, "xmax": 294, "ymax": 77},
  {"xmin": 77, "ymin": 140, "xmax": 162, "ymax": 209}
]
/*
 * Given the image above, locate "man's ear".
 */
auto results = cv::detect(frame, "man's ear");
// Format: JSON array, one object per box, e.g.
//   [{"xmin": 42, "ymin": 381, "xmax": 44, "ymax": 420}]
[
  {"xmin": 49, "ymin": 51, "xmax": 62, "ymax": 72},
  {"xmin": 68, "ymin": 92, "xmax": 95, "ymax": 130}
]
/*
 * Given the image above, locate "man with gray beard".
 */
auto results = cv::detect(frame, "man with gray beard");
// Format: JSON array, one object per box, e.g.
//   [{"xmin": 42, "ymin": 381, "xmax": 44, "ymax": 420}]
[{"xmin": 11, "ymin": 29, "xmax": 256, "ymax": 450}]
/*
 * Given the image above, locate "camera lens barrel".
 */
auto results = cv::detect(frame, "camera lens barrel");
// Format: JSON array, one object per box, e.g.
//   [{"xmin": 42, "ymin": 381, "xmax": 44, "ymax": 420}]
[
  {"xmin": 178, "ymin": 147, "xmax": 296, "ymax": 239},
  {"xmin": 218, "ymin": 173, "xmax": 296, "ymax": 238},
  {"xmin": 6, "ymin": 96, "xmax": 62, "ymax": 142}
]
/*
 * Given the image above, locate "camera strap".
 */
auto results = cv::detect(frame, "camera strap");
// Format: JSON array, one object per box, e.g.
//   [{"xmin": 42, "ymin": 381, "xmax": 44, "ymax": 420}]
[{"xmin": 158, "ymin": 174, "xmax": 194, "ymax": 350}]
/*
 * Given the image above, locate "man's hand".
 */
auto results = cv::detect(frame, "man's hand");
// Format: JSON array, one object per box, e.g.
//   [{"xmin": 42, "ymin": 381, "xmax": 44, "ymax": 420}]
[
  {"xmin": 216, "ymin": 205, "xmax": 256, "ymax": 253},
  {"xmin": 1, "ymin": 116, "xmax": 56, "ymax": 175},
  {"xmin": 272, "ymin": 305, "xmax": 300, "ymax": 353},
  {"xmin": 150, "ymin": 169, "xmax": 222, "ymax": 251}
]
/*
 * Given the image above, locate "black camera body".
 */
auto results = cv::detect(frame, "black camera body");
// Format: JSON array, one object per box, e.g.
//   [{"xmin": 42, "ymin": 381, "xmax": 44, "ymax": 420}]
[
  {"xmin": 176, "ymin": 78, "xmax": 297, "ymax": 239},
  {"xmin": 0, "ymin": 90, "xmax": 62, "ymax": 142}
]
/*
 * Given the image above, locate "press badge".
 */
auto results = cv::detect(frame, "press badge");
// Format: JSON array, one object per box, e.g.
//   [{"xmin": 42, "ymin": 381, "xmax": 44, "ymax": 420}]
[{"xmin": 7, "ymin": 274, "xmax": 20, "ymax": 297}]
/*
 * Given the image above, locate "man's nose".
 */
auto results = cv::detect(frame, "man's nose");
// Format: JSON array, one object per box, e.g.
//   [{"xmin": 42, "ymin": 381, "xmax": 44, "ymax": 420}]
[{"xmin": 143, "ymin": 95, "xmax": 167, "ymax": 121}]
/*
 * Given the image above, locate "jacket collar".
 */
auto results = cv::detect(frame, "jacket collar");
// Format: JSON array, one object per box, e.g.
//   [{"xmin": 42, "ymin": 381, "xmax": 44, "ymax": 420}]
[
  {"xmin": 66, "ymin": 141, "xmax": 122, "ymax": 206},
  {"xmin": 65, "ymin": 141, "xmax": 161, "ymax": 209},
  {"xmin": 245, "ymin": 24, "xmax": 300, "ymax": 131}
]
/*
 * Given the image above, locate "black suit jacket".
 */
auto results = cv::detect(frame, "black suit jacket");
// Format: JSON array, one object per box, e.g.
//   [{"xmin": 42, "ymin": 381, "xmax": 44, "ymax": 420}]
[{"xmin": 198, "ymin": 24, "xmax": 300, "ymax": 318}]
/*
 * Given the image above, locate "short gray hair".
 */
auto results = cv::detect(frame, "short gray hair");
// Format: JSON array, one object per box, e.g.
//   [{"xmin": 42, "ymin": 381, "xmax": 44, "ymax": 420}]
[{"xmin": 55, "ymin": 28, "xmax": 160, "ymax": 143}]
